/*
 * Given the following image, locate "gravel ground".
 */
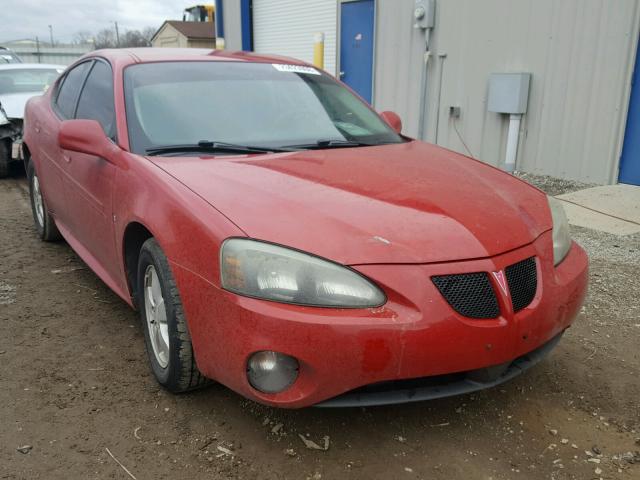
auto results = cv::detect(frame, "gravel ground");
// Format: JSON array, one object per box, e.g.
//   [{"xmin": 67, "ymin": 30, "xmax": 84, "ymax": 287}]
[
  {"xmin": 515, "ymin": 172, "xmax": 596, "ymax": 197},
  {"xmin": 517, "ymin": 171, "xmax": 640, "ymax": 259},
  {"xmin": 1, "ymin": 170, "xmax": 639, "ymax": 480},
  {"xmin": 518, "ymin": 173, "xmax": 640, "ymax": 389}
]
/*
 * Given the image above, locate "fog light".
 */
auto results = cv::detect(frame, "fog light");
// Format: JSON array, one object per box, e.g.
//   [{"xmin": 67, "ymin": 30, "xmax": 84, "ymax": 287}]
[{"xmin": 247, "ymin": 351, "xmax": 299, "ymax": 394}]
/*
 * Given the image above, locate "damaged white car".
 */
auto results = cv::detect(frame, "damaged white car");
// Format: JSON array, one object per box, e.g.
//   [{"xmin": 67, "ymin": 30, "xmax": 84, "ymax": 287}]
[{"xmin": 0, "ymin": 64, "xmax": 65, "ymax": 177}]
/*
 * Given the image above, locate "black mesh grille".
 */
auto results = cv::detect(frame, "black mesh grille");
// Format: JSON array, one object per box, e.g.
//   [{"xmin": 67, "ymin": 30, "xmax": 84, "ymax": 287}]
[
  {"xmin": 432, "ymin": 272, "xmax": 500, "ymax": 319},
  {"xmin": 505, "ymin": 257, "xmax": 538, "ymax": 312}
]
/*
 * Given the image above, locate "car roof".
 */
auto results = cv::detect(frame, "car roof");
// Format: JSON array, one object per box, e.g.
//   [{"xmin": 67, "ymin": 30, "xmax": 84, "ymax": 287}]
[
  {"xmin": 87, "ymin": 48, "xmax": 310, "ymax": 68},
  {"xmin": 0, "ymin": 63, "xmax": 65, "ymax": 71}
]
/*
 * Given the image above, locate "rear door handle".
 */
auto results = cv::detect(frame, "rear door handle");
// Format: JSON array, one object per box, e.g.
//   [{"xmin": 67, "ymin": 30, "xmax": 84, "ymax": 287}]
[{"xmin": 34, "ymin": 121, "xmax": 41, "ymax": 133}]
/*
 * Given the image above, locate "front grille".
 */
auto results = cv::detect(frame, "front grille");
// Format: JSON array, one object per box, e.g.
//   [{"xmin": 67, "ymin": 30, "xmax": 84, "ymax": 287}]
[
  {"xmin": 505, "ymin": 256, "xmax": 537, "ymax": 312},
  {"xmin": 432, "ymin": 272, "xmax": 500, "ymax": 319}
]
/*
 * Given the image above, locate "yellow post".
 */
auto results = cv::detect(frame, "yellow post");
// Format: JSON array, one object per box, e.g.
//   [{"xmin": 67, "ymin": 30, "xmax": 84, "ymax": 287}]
[{"xmin": 313, "ymin": 32, "xmax": 325, "ymax": 69}]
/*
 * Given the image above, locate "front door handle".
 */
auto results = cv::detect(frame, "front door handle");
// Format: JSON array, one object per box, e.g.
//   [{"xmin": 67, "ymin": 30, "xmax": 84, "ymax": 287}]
[{"xmin": 34, "ymin": 121, "xmax": 41, "ymax": 133}]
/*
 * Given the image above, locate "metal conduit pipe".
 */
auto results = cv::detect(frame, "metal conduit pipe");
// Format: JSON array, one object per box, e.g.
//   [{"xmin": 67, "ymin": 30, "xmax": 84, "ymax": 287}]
[
  {"xmin": 417, "ymin": 29, "xmax": 432, "ymax": 140},
  {"xmin": 414, "ymin": 0, "xmax": 436, "ymax": 140}
]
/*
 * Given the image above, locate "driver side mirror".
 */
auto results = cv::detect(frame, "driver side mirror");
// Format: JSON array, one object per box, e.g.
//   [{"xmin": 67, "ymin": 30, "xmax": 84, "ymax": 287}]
[
  {"xmin": 58, "ymin": 119, "xmax": 114, "ymax": 159},
  {"xmin": 380, "ymin": 111, "xmax": 402, "ymax": 134}
]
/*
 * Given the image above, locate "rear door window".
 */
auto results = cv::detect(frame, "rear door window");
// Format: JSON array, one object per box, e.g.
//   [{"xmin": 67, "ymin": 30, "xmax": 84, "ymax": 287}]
[
  {"xmin": 75, "ymin": 61, "xmax": 116, "ymax": 138},
  {"xmin": 55, "ymin": 61, "xmax": 92, "ymax": 119}
]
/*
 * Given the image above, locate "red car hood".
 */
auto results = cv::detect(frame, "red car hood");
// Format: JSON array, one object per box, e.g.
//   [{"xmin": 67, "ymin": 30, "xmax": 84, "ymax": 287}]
[{"xmin": 149, "ymin": 141, "xmax": 551, "ymax": 265}]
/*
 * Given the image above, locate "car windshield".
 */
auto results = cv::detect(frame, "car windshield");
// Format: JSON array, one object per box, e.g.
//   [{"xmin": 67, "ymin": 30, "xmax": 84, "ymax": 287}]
[
  {"xmin": 0, "ymin": 68, "xmax": 63, "ymax": 95},
  {"xmin": 123, "ymin": 61, "xmax": 403, "ymax": 155}
]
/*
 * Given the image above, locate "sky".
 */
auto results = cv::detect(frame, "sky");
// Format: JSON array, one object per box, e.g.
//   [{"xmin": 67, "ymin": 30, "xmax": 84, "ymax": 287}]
[{"xmin": 0, "ymin": 0, "xmax": 199, "ymax": 43}]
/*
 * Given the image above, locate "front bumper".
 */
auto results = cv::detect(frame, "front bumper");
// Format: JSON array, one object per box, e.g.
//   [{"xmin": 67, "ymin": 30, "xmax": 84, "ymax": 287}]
[
  {"xmin": 316, "ymin": 331, "xmax": 563, "ymax": 407},
  {"xmin": 174, "ymin": 231, "xmax": 588, "ymax": 408}
]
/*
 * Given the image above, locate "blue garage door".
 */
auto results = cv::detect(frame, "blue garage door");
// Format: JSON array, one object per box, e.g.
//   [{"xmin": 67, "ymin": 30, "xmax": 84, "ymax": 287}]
[
  {"xmin": 619, "ymin": 38, "xmax": 640, "ymax": 185},
  {"xmin": 339, "ymin": 0, "xmax": 375, "ymax": 103}
]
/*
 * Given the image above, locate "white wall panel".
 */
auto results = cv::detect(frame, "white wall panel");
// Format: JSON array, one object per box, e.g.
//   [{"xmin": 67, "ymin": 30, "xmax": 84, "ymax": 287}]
[
  {"xmin": 253, "ymin": 0, "xmax": 338, "ymax": 75},
  {"xmin": 222, "ymin": 0, "xmax": 243, "ymax": 51},
  {"xmin": 8, "ymin": 46, "xmax": 91, "ymax": 66}
]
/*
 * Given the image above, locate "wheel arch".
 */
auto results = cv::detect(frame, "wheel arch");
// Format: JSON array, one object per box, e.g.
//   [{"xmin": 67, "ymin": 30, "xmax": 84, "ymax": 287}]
[
  {"xmin": 122, "ymin": 221, "xmax": 155, "ymax": 308},
  {"xmin": 22, "ymin": 142, "xmax": 31, "ymax": 171}
]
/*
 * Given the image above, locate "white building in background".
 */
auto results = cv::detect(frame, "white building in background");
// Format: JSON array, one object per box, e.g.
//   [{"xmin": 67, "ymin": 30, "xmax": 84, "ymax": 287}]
[
  {"xmin": 217, "ymin": 0, "xmax": 640, "ymax": 186},
  {"xmin": 151, "ymin": 21, "xmax": 216, "ymax": 49},
  {"xmin": 2, "ymin": 40, "xmax": 92, "ymax": 66}
]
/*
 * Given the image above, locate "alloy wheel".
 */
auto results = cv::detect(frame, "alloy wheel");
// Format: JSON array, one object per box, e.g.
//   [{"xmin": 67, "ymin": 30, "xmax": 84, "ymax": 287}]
[
  {"xmin": 32, "ymin": 174, "xmax": 44, "ymax": 227},
  {"xmin": 144, "ymin": 264, "xmax": 170, "ymax": 368}
]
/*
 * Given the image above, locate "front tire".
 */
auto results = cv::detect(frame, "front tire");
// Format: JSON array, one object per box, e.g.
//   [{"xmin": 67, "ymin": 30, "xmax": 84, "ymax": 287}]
[
  {"xmin": 27, "ymin": 161, "xmax": 61, "ymax": 241},
  {"xmin": 137, "ymin": 238, "xmax": 210, "ymax": 393}
]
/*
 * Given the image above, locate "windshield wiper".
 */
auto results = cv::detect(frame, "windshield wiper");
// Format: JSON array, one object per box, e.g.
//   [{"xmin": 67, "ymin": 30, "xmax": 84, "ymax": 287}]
[
  {"xmin": 146, "ymin": 140, "xmax": 288, "ymax": 156},
  {"xmin": 283, "ymin": 139, "xmax": 377, "ymax": 150}
]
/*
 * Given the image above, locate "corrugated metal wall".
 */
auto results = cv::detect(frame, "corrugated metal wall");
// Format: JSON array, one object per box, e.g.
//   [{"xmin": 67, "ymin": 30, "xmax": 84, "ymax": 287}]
[
  {"xmin": 253, "ymin": 0, "xmax": 338, "ymax": 75},
  {"xmin": 374, "ymin": 0, "xmax": 640, "ymax": 184},
  {"xmin": 373, "ymin": 0, "xmax": 428, "ymax": 138}
]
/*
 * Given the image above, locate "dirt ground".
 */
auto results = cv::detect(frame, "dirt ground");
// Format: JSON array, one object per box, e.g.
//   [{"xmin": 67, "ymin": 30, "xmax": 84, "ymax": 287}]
[{"xmin": 1, "ymin": 169, "xmax": 639, "ymax": 480}]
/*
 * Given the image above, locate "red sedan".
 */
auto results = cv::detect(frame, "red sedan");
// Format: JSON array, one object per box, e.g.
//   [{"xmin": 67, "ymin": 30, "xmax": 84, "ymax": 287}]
[{"xmin": 22, "ymin": 49, "xmax": 588, "ymax": 408}]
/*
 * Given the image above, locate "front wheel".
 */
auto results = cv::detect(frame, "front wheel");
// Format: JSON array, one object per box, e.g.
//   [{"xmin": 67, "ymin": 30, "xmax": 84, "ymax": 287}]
[
  {"xmin": 27, "ymin": 161, "xmax": 61, "ymax": 241},
  {"xmin": 137, "ymin": 238, "xmax": 210, "ymax": 393}
]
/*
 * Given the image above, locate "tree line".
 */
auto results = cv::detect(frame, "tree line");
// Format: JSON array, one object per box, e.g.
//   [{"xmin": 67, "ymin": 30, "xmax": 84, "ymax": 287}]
[{"xmin": 72, "ymin": 27, "xmax": 157, "ymax": 49}]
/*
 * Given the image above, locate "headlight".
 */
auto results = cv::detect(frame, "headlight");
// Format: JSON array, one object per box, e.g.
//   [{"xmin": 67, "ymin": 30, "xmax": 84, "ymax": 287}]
[
  {"xmin": 220, "ymin": 239, "xmax": 386, "ymax": 308},
  {"xmin": 548, "ymin": 196, "xmax": 571, "ymax": 265}
]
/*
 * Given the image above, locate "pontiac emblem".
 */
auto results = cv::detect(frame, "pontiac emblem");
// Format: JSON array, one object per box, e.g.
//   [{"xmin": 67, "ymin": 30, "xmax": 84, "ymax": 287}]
[{"xmin": 492, "ymin": 270, "xmax": 509, "ymax": 296}]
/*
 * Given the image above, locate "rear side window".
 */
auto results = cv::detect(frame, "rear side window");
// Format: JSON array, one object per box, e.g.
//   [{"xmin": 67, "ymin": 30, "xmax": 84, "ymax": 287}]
[
  {"xmin": 55, "ymin": 61, "xmax": 91, "ymax": 119},
  {"xmin": 76, "ymin": 61, "xmax": 115, "ymax": 138}
]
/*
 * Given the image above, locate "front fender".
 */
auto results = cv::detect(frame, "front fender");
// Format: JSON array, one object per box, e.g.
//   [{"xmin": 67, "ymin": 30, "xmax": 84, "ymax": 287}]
[{"xmin": 113, "ymin": 152, "xmax": 245, "ymax": 300}]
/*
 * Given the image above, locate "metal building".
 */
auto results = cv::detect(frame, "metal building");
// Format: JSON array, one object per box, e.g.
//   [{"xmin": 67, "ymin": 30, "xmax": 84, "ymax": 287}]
[{"xmin": 219, "ymin": 0, "xmax": 640, "ymax": 186}]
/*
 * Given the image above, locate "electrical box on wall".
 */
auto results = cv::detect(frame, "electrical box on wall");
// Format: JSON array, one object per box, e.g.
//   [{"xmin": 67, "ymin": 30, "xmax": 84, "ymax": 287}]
[
  {"xmin": 414, "ymin": 0, "xmax": 435, "ymax": 29},
  {"xmin": 487, "ymin": 73, "xmax": 531, "ymax": 114}
]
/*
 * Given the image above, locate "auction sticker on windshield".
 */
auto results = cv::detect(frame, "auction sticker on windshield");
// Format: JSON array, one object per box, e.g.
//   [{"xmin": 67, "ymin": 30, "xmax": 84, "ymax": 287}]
[{"xmin": 272, "ymin": 64, "xmax": 321, "ymax": 75}]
